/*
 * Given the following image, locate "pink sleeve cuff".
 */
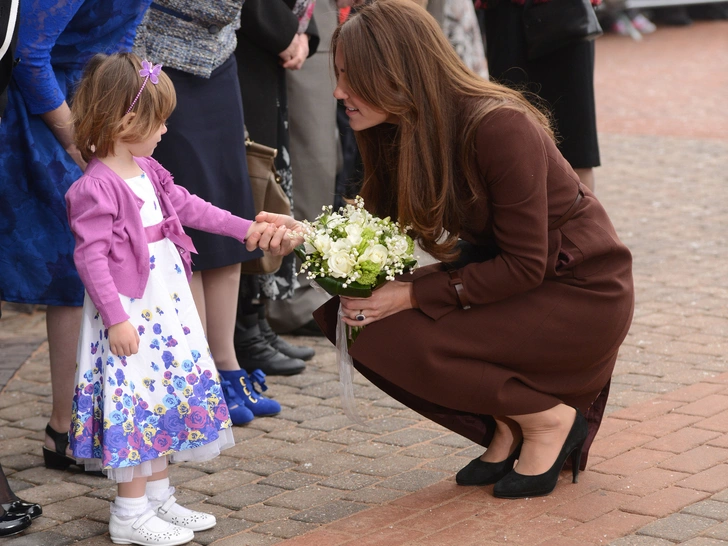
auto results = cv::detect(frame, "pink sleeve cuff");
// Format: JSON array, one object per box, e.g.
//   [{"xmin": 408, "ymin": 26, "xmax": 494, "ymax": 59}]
[
  {"xmin": 222, "ymin": 215, "xmax": 253, "ymax": 243},
  {"xmin": 99, "ymin": 299, "xmax": 131, "ymax": 329}
]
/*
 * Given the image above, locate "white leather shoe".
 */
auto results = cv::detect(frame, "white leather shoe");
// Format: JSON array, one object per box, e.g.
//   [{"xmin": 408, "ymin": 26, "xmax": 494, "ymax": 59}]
[
  {"xmin": 156, "ymin": 496, "xmax": 216, "ymax": 531},
  {"xmin": 109, "ymin": 510, "xmax": 194, "ymax": 545}
]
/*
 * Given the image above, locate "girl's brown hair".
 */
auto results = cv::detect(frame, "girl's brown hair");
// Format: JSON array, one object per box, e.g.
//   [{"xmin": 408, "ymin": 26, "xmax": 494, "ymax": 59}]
[
  {"xmin": 72, "ymin": 52, "xmax": 176, "ymax": 162},
  {"xmin": 333, "ymin": 0, "xmax": 553, "ymax": 262}
]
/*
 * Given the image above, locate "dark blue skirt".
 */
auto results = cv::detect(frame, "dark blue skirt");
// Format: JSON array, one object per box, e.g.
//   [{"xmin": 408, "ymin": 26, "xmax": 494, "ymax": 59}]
[
  {"xmin": 152, "ymin": 54, "xmax": 261, "ymax": 271},
  {"xmin": 0, "ymin": 80, "xmax": 85, "ymax": 306}
]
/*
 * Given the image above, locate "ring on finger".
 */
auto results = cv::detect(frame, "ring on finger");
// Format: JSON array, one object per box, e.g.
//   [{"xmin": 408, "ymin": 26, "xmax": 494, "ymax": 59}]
[{"xmin": 355, "ymin": 311, "xmax": 366, "ymax": 322}]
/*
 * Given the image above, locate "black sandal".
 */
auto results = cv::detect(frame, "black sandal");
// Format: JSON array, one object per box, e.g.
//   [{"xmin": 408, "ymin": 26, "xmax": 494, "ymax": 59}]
[
  {"xmin": 42, "ymin": 424, "xmax": 75, "ymax": 470},
  {"xmin": 43, "ymin": 424, "xmax": 105, "ymax": 476}
]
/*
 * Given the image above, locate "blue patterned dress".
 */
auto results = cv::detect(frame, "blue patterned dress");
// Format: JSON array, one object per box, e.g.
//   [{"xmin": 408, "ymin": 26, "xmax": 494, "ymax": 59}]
[
  {"xmin": 0, "ymin": 0, "xmax": 151, "ymax": 306},
  {"xmin": 70, "ymin": 172, "xmax": 234, "ymax": 482}
]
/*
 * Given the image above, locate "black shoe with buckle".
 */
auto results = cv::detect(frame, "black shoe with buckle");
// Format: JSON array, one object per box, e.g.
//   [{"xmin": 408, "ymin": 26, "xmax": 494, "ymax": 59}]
[
  {"xmin": 235, "ymin": 311, "xmax": 306, "ymax": 376},
  {"xmin": 2, "ymin": 499, "xmax": 42, "ymax": 520},
  {"xmin": 0, "ymin": 510, "xmax": 31, "ymax": 537}
]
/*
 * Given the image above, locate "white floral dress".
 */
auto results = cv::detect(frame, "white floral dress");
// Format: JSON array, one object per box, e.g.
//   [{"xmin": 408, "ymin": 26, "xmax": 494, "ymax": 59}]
[{"xmin": 70, "ymin": 171, "xmax": 234, "ymax": 482}]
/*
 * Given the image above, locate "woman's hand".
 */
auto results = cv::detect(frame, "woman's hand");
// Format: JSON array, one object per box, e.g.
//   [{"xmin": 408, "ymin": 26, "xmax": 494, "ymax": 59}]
[
  {"xmin": 108, "ymin": 321, "xmax": 140, "ymax": 357},
  {"xmin": 40, "ymin": 101, "xmax": 87, "ymax": 171},
  {"xmin": 340, "ymin": 281, "xmax": 416, "ymax": 326},
  {"xmin": 280, "ymin": 33, "xmax": 309, "ymax": 70},
  {"xmin": 65, "ymin": 143, "xmax": 87, "ymax": 171},
  {"xmin": 254, "ymin": 211, "xmax": 304, "ymax": 233}
]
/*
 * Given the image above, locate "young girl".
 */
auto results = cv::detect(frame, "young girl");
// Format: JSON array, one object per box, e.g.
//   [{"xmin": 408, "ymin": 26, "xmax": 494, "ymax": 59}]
[{"xmin": 65, "ymin": 53, "xmax": 295, "ymax": 546}]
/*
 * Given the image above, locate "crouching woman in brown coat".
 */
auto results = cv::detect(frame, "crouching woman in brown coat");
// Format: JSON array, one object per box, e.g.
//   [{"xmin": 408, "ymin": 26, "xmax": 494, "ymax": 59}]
[{"xmin": 254, "ymin": 0, "xmax": 634, "ymax": 499}]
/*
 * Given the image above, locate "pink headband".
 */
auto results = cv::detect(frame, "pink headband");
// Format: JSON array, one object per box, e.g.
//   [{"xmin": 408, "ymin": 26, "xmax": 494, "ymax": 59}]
[{"xmin": 126, "ymin": 60, "xmax": 163, "ymax": 114}]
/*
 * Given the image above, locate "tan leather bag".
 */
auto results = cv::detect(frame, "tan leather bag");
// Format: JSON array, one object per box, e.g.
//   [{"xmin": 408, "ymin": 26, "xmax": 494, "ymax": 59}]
[{"xmin": 240, "ymin": 138, "xmax": 291, "ymax": 275}]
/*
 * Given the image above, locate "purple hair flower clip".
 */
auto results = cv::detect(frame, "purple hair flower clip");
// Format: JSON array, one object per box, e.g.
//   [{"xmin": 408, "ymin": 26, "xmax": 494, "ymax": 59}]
[
  {"xmin": 140, "ymin": 60, "xmax": 162, "ymax": 84},
  {"xmin": 126, "ymin": 59, "xmax": 164, "ymax": 114}
]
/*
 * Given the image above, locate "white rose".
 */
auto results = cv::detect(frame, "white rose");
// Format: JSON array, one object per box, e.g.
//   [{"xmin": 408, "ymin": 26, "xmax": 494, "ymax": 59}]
[
  {"xmin": 328, "ymin": 251, "xmax": 356, "ymax": 278},
  {"xmin": 345, "ymin": 224, "xmax": 364, "ymax": 245},
  {"xmin": 359, "ymin": 244, "xmax": 388, "ymax": 265},
  {"xmin": 390, "ymin": 235, "xmax": 409, "ymax": 257},
  {"xmin": 313, "ymin": 233, "xmax": 332, "ymax": 255},
  {"xmin": 304, "ymin": 241, "xmax": 316, "ymax": 255},
  {"xmin": 331, "ymin": 238, "xmax": 353, "ymax": 253}
]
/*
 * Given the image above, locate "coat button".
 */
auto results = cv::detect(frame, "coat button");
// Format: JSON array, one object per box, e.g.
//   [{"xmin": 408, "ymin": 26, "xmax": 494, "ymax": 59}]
[{"xmin": 208, "ymin": 24, "xmax": 220, "ymax": 34}]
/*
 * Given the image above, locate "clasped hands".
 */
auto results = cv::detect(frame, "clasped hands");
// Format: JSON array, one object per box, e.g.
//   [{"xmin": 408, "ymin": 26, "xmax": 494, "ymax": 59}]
[{"xmin": 244, "ymin": 211, "xmax": 305, "ymax": 256}]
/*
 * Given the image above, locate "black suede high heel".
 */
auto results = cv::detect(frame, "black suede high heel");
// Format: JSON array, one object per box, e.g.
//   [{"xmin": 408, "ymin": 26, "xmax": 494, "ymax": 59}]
[
  {"xmin": 493, "ymin": 409, "xmax": 588, "ymax": 499},
  {"xmin": 456, "ymin": 441, "xmax": 523, "ymax": 486},
  {"xmin": 42, "ymin": 424, "xmax": 76, "ymax": 470}
]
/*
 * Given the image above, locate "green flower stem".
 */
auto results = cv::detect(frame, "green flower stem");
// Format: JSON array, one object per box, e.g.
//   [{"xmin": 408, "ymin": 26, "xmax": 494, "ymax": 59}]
[{"xmin": 346, "ymin": 325, "xmax": 363, "ymax": 349}]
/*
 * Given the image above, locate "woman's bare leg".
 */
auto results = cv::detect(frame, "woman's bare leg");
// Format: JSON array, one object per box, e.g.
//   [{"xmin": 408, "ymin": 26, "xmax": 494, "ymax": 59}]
[
  {"xmin": 192, "ymin": 264, "xmax": 241, "ymax": 372},
  {"xmin": 45, "ymin": 305, "xmax": 82, "ymax": 454},
  {"xmin": 506, "ymin": 403, "xmax": 577, "ymax": 476}
]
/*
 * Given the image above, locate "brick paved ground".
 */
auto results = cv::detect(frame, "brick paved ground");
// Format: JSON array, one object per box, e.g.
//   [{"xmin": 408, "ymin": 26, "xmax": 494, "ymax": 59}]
[{"xmin": 0, "ymin": 20, "xmax": 726, "ymax": 546}]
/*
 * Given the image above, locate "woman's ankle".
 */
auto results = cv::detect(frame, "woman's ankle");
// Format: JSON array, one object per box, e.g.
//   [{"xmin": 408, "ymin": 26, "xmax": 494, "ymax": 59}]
[
  {"xmin": 510, "ymin": 405, "xmax": 577, "ymax": 475},
  {"xmin": 480, "ymin": 419, "xmax": 521, "ymax": 462}
]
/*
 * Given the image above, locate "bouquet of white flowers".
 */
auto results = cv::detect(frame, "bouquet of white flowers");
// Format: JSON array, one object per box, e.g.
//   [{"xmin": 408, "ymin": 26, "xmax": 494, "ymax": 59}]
[
  {"xmin": 294, "ymin": 196, "xmax": 418, "ymax": 423},
  {"xmin": 295, "ymin": 196, "xmax": 417, "ymax": 298}
]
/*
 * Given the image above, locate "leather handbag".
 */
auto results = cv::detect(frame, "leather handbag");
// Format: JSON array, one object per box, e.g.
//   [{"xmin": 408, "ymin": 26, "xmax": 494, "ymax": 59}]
[
  {"xmin": 240, "ymin": 137, "xmax": 291, "ymax": 275},
  {"xmin": 522, "ymin": 0, "xmax": 603, "ymax": 60}
]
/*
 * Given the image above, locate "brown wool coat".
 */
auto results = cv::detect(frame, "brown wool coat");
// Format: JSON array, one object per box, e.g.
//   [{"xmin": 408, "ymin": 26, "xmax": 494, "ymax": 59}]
[{"xmin": 314, "ymin": 108, "xmax": 634, "ymax": 466}]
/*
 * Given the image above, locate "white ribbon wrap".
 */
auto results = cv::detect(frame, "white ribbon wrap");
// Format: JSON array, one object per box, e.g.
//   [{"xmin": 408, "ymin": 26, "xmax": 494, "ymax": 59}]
[
  {"xmin": 336, "ymin": 304, "xmax": 367, "ymax": 425},
  {"xmin": 311, "ymin": 281, "xmax": 366, "ymax": 425}
]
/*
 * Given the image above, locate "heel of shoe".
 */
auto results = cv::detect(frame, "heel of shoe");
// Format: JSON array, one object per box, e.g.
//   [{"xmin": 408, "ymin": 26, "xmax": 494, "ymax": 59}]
[
  {"xmin": 493, "ymin": 409, "xmax": 589, "ymax": 499},
  {"xmin": 42, "ymin": 446, "xmax": 74, "ymax": 470},
  {"xmin": 570, "ymin": 442, "xmax": 585, "ymax": 484}
]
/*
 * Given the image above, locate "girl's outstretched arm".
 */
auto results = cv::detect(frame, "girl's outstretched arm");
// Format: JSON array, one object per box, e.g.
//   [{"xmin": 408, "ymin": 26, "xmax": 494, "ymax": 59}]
[{"xmin": 147, "ymin": 158, "xmax": 255, "ymax": 242}]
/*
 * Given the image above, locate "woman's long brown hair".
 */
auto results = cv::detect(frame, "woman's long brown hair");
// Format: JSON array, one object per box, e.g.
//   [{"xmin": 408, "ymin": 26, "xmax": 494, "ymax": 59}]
[{"xmin": 333, "ymin": 0, "xmax": 553, "ymax": 262}]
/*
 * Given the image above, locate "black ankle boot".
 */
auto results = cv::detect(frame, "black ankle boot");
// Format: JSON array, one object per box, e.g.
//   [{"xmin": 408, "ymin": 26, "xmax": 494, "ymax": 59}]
[
  {"xmin": 256, "ymin": 305, "xmax": 315, "ymax": 361},
  {"xmin": 493, "ymin": 410, "xmax": 588, "ymax": 499},
  {"xmin": 235, "ymin": 311, "xmax": 306, "ymax": 376},
  {"xmin": 456, "ymin": 442, "xmax": 522, "ymax": 486}
]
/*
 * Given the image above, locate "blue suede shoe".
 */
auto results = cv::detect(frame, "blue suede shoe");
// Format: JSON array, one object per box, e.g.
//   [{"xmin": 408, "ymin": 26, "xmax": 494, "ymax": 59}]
[
  {"xmin": 218, "ymin": 369, "xmax": 281, "ymax": 417},
  {"xmin": 220, "ymin": 378, "xmax": 255, "ymax": 425}
]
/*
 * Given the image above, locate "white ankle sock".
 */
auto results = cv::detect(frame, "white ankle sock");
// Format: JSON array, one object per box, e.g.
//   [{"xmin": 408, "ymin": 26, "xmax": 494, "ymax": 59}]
[
  {"xmin": 111, "ymin": 494, "xmax": 150, "ymax": 521},
  {"xmin": 146, "ymin": 478, "xmax": 173, "ymax": 506},
  {"xmin": 111, "ymin": 494, "xmax": 172, "ymax": 534}
]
